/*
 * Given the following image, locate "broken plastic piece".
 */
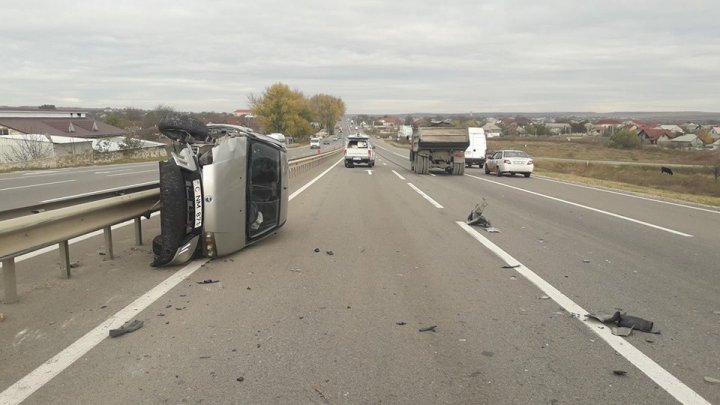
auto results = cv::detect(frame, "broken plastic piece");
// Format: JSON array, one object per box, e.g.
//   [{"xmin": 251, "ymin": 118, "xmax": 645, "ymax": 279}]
[
  {"xmin": 419, "ymin": 325, "xmax": 437, "ymax": 332},
  {"xmin": 704, "ymin": 376, "xmax": 720, "ymax": 384},
  {"xmin": 109, "ymin": 320, "xmax": 144, "ymax": 338},
  {"xmin": 326, "ymin": 250, "xmax": 334, "ymax": 256},
  {"xmin": 617, "ymin": 314, "xmax": 654, "ymax": 333},
  {"xmin": 466, "ymin": 200, "xmax": 491, "ymax": 228},
  {"xmin": 612, "ymin": 327, "xmax": 633, "ymax": 337},
  {"xmin": 502, "ymin": 264, "xmax": 520, "ymax": 269},
  {"xmin": 396, "ymin": 322, "xmax": 407, "ymax": 326},
  {"xmin": 613, "ymin": 370, "xmax": 627, "ymax": 376},
  {"xmin": 313, "ymin": 248, "xmax": 320, "ymax": 253},
  {"xmin": 485, "ymin": 227, "xmax": 501, "ymax": 233},
  {"xmin": 197, "ymin": 279, "xmax": 219, "ymax": 284}
]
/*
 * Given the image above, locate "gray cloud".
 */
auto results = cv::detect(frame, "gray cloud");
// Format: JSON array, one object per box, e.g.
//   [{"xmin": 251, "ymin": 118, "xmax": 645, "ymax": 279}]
[{"xmin": 1, "ymin": 0, "xmax": 719, "ymax": 113}]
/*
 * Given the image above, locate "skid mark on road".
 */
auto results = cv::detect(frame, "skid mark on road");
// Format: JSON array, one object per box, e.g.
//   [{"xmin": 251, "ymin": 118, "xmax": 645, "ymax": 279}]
[
  {"xmin": 457, "ymin": 222, "xmax": 710, "ymax": 405},
  {"xmin": 465, "ymin": 174, "xmax": 693, "ymax": 237}
]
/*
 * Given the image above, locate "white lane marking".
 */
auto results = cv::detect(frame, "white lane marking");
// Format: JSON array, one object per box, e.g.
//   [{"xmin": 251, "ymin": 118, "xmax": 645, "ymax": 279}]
[
  {"xmin": 407, "ymin": 183, "xmax": 443, "ymax": 208},
  {"xmin": 367, "ymin": 170, "xmax": 373, "ymax": 176},
  {"xmin": 23, "ymin": 171, "xmax": 59, "ymax": 176},
  {"xmin": 40, "ymin": 181, "xmax": 159, "ymax": 203},
  {"xmin": 392, "ymin": 170, "xmax": 406, "ymax": 181},
  {"xmin": 94, "ymin": 169, "xmax": 134, "ymax": 174},
  {"xmin": 430, "ymin": 173, "xmax": 436, "ymax": 177},
  {"xmin": 289, "ymin": 158, "xmax": 343, "ymax": 201},
  {"xmin": 456, "ymin": 222, "xmax": 710, "ymax": 405},
  {"xmin": 465, "ymin": 174, "xmax": 693, "ymax": 237},
  {"xmin": 0, "ymin": 259, "xmax": 209, "ymax": 405},
  {"xmin": 106, "ymin": 169, "xmax": 157, "ymax": 177},
  {"xmin": 383, "ymin": 163, "xmax": 387, "ymax": 166},
  {"xmin": 0, "ymin": 180, "xmax": 75, "ymax": 191},
  {"xmin": 536, "ymin": 175, "xmax": 720, "ymax": 214},
  {"xmin": 0, "ymin": 160, "xmax": 330, "ymax": 404}
]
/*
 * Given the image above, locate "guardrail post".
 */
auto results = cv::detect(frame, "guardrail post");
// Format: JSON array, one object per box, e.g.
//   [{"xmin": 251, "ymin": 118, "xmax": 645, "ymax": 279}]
[
  {"xmin": 134, "ymin": 217, "xmax": 143, "ymax": 245},
  {"xmin": 103, "ymin": 227, "xmax": 114, "ymax": 259},
  {"xmin": 59, "ymin": 240, "xmax": 71, "ymax": 278},
  {"xmin": 2, "ymin": 258, "xmax": 18, "ymax": 303}
]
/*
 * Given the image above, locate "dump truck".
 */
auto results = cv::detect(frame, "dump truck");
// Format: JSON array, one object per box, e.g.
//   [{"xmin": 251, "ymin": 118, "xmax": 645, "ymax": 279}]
[{"xmin": 409, "ymin": 125, "xmax": 470, "ymax": 175}]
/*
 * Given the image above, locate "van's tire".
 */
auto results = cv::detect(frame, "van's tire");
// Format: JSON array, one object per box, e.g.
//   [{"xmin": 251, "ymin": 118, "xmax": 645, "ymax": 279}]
[
  {"xmin": 524, "ymin": 173, "xmax": 531, "ymax": 178},
  {"xmin": 452, "ymin": 162, "xmax": 464, "ymax": 175},
  {"xmin": 152, "ymin": 160, "xmax": 190, "ymax": 267},
  {"xmin": 158, "ymin": 114, "xmax": 208, "ymax": 142},
  {"xmin": 484, "ymin": 164, "xmax": 490, "ymax": 174}
]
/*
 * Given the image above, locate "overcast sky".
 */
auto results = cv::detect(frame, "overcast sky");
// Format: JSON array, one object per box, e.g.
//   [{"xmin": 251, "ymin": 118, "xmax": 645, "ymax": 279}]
[{"xmin": 1, "ymin": 0, "xmax": 719, "ymax": 114}]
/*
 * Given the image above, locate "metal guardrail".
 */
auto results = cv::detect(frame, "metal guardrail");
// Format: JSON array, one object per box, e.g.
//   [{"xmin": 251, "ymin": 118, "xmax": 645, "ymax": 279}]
[{"xmin": 0, "ymin": 148, "xmax": 342, "ymax": 303}]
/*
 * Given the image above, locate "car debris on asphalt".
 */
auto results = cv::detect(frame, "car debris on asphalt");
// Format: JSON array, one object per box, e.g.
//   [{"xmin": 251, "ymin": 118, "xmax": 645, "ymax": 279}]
[
  {"xmin": 109, "ymin": 319, "xmax": 144, "ymax": 338},
  {"xmin": 419, "ymin": 325, "xmax": 437, "ymax": 332},
  {"xmin": 466, "ymin": 200, "xmax": 492, "ymax": 228},
  {"xmin": 196, "ymin": 279, "xmax": 219, "ymax": 284},
  {"xmin": 586, "ymin": 311, "xmax": 658, "ymax": 333}
]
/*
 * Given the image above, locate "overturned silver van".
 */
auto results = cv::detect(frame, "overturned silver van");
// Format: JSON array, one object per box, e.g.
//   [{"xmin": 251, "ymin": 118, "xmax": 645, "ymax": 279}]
[{"xmin": 152, "ymin": 115, "xmax": 288, "ymax": 267}]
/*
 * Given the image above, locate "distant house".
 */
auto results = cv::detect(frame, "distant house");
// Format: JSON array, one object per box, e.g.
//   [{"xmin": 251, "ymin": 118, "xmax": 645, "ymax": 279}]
[
  {"xmin": 637, "ymin": 127, "xmax": 673, "ymax": 144},
  {"xmin": 670, "ymin": 133, "xmax": 703, "ymax": 149},
  {"xmin": 482, "ymin": 122, "xmax": 502, "ymax": 137},
  {"xmin": 0, "ymin": 110, "xmax": 124, "ymax": 139},
  {"xmin": 0, "ymin": 134, "xmax": 93, "ymax": 163},
  {"xmin": 545, "ymin": 123, "xmax": 571, "ymax": 135},
  {"xmin": 711, "ymin": 127, "xmax": 720, "ymax": 140},
  {"xmin": 659, "ymin": 125, "xmax": 684, "ymax": 136}
]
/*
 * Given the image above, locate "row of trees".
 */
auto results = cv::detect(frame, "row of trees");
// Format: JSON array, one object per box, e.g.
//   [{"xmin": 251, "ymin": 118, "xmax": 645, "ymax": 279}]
[{"xmin": 250, "ymin": 83, "xmax": 345, "ymax": 140}]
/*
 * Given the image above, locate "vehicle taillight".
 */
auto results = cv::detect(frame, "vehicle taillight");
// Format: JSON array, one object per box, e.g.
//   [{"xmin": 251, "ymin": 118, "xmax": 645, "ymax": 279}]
[
  {"xmin": 368, "ymin": 149, "xmax": 372, "ymax": 157},
  {"xmin": 527, "ymin": 160, "xmax": 533, "ymax": 165},
  {"xmin": 503, "ymin": 159, "xmax": 511, "ymax": 164},
  {"xmin": 204, "ymin": 232, "xmax": 217, "ymax": 258}
]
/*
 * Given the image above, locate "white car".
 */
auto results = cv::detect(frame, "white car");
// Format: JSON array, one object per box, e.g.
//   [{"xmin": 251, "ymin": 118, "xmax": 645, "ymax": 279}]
[{"xmin": 485, "ymin": 150, "xmax": 534, "ymax": 177}]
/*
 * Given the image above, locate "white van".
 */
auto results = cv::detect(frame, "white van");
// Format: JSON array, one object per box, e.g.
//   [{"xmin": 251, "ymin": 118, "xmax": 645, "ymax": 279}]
[
  {"xmin": 310, "ymin": 137, "xmax": 321, "ymax": 149},
  {"xmin": 465, "ymin": 127, "xmax": 487, "ymax": 168}
]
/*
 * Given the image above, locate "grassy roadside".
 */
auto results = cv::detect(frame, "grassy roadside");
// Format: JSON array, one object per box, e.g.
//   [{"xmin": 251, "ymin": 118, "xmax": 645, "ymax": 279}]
[
  {"xmin": 490, "ymin": 137, "xmax": 720, "ymax": 207},
  {"xmin": 383, "ymin": 136, "xmax": 720, "ymax": 207}
]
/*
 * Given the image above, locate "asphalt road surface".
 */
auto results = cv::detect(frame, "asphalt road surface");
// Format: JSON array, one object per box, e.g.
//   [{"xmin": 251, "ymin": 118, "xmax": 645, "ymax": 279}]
[{"xmin": 0, "ymin": 139, "xmax": 718, "ymax": 404}]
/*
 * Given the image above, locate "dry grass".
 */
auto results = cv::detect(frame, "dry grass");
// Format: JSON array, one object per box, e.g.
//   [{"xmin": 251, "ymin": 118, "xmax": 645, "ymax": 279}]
[{"xmin": 492, "ymin": 137, "xmax": 720, "ymax": 207}]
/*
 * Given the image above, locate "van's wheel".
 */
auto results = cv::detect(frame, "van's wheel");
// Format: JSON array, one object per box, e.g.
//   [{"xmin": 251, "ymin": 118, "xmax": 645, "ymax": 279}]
[
  {"xmin": 484, "ymin": 164, "xmax": 490, "ymax": 174},
  {"xmin": 524, "ymin": 173, "xmax": 531, "ymax": 178},
  {"xmin": 152, "ymin": 235, "xmax": 162, "ymax": 256},
  {"xmin": 420, "ymin": 156, "xmax": 429, "ymax": 174}
]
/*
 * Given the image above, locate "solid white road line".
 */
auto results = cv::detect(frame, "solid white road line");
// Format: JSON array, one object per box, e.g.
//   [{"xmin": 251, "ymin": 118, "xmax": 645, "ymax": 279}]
[
  {"xmin": 0, "ymin": 161, "xmax": 333, "ymax": 404},
  {"xmin": 0, "ymin": 180, "xmax": 75, "ymax": 191},
  {"xmin": 407, "ymin": 183, "xmax": 444, "ymax": 208},
  {"xmin": 465, "ymin": 174, "xmax": 693, "ymax": 237},
  {"xmin": 106, "ymin": 169, "xmax": 158, "ymax": 177},
  {"xmin": 456, "ymin": 222, "xmax": 710, "ymax": 405},
  {"xmin": 40, "ymin": 181, "xmax": 159, "ymax": 203},
  {"xmin": 536, "ymin": 175, "xmax": 720, "ymax": 214},
  {"xmin": 392, "ymin": 170, "xmax": 406, "ymax": 181}
]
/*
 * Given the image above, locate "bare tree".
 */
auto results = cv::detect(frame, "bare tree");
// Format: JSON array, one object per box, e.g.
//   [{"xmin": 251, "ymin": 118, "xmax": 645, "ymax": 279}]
[{"xmin": 1, "ymin": 134, "xmax": 54, "ymax": 162}]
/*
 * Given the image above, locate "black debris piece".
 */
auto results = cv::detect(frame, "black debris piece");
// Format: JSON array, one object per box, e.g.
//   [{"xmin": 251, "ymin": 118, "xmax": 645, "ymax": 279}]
[
  {"xmin": 109, "ymin": 320, "xmax": 144, "ymax": 338},
  {"xmin": 396, "ymin": 322, "xmax": 407, "ymax": 326},
  {"xmin": 613, "ymin": 370, "xmax": 627, "ymax": 376},
  {"xmin": 326, "ymin": 250, "xmax": 334, "ymax": 256},
  {"xmin": 502, "ymin": 264, "xmax": 520, "ymax": 269},
  {"xmin": 314, "ymin": 248, "xmax": 320, "ymax": 253},
  {"xmin": 587, "ymin": 311, "xmax": 657, "ymax": 333},
  {"xmin": 466, "ymin": 200, "xmax": 491, "ymax": 228},
  {"xmin": 197, "ymin": 279, "xmax": 219, "ymax": 284},
  {"xmin": 100, "ymin": 305, "xmax": 107, "ymax": 309},
  {"xmin": 236, "ymin": 377, "xmax": 245, "ymax": 382},
  {"xmin": 419, "ymin": 325, "xmax": 437, "ymax": 332}
]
